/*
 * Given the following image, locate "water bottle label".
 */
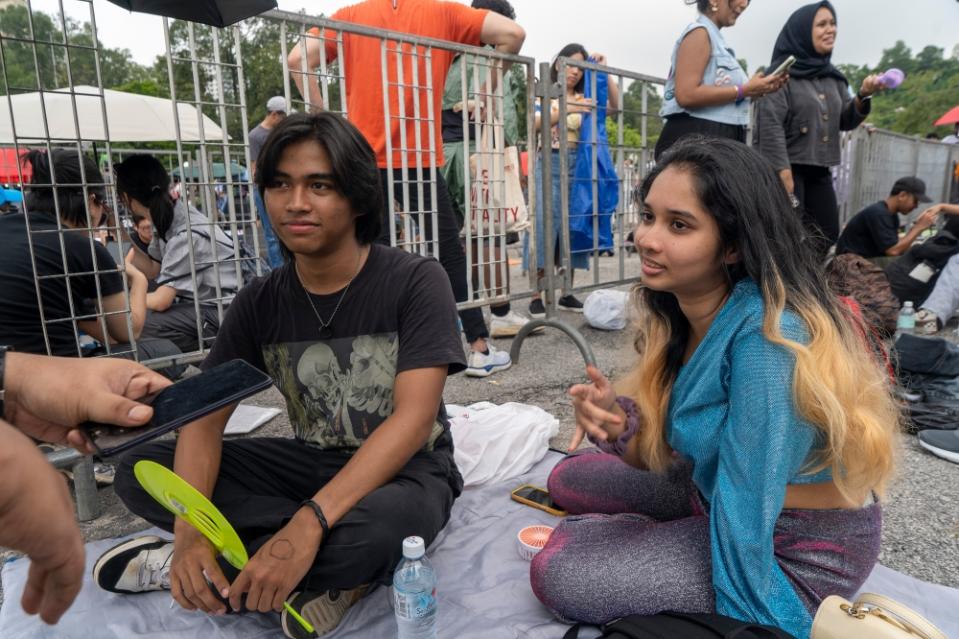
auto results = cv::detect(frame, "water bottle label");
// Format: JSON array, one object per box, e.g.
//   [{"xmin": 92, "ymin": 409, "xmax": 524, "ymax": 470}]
[{"xmin": 394, "ymin": 588, "xmax": 436, "ymax": 620}]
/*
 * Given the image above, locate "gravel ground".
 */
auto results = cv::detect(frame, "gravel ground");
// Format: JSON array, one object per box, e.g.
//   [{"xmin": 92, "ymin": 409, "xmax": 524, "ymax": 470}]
[{"xmin": 3, "ymin": 252, "xmax": 958, "ymax": 614}]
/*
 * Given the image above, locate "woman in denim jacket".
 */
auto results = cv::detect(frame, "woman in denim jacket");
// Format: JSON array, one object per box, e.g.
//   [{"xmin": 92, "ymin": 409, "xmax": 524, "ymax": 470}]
[
  {"xmin": 656, "ymin": 0, "xmax": 785, "ymax": 160},
  {"xmin": 757, "ymin": 1, "xmax": 883, "ymax": 255}
]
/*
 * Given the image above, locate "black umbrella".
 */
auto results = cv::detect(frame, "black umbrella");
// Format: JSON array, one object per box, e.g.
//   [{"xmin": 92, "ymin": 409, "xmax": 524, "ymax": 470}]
[{"xmin": 105, "ymin": 0, "xmax": 277, "ymax": 28}]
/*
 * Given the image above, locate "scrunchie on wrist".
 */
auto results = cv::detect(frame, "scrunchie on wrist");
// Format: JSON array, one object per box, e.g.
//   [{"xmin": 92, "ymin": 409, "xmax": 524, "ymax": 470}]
[{"xmin": 588, "ymin": 395, "xmax": 641, "ymax": 457}]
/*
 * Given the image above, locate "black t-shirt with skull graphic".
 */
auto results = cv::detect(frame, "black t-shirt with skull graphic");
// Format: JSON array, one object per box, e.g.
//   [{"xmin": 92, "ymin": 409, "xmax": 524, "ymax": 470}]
[{"xmin": 202, "ymin": 243, "xmax": 466, "ymax": 454}]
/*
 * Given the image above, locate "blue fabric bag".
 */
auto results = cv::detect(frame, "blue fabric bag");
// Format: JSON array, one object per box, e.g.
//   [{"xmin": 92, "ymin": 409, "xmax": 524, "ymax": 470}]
[{"xmin": 570, "ymin": 63, "xmax": 618, "ymax": 254}]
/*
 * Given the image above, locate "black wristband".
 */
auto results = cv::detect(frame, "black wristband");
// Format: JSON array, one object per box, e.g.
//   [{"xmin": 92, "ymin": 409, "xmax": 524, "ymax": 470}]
[{"xmin": 298, "ymin": 499, "xmax": 331, "ymax": 540}]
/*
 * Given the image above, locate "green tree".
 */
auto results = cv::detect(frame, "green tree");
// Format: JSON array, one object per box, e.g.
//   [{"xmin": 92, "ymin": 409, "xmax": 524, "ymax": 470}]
[
  {"xmin": 0, "ymin": 5, "xmax": 149, "ymax": 93},
  {"xmin": 620, "ymin": 80, "xmax": 663, "ymax": 145},
  {"xmin": 852, "ymin": 41, "xmax": 959, "ymax": 137}
]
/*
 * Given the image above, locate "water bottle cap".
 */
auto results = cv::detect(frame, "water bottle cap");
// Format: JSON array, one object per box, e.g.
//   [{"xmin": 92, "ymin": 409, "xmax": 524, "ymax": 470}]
[
  {"xmin": 904, "ymin": 301, "xmax": 914, "ymax": 308},
  {"xmin": 402, "ymin": 536, "xmax": 425, "ymax": 559}
]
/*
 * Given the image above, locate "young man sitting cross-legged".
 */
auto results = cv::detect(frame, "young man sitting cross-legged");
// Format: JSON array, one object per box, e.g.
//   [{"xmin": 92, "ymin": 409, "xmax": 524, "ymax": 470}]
[{"xmin": 93, "ymin": 112, "xmax": 466, "ymax": 638}]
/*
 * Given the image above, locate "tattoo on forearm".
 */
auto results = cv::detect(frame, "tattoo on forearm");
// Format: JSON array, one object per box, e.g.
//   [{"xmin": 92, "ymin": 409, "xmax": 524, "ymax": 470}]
[{"xmin": 269, "ymin": 538, "xmax": 294, "ymax": 560}]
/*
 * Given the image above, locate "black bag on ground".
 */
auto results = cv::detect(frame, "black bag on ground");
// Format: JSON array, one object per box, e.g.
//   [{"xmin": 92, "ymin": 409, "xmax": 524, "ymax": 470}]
[
  {"xmin": 562, "ymin": 612, "xmax": 798, "ymax": 639},
  {"xmin": 885, "ymin": 227, "xmax": 959, "ymax": 305},
  {"xmin": 903, "ymin": 400, "xmax": 959, "ymax": 434}
]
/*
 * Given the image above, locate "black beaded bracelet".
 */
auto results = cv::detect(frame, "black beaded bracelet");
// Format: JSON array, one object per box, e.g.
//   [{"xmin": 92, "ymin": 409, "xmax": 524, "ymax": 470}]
[{"xmin": 298, "ymin": 499, "xmax": 331, "ymax": 541}]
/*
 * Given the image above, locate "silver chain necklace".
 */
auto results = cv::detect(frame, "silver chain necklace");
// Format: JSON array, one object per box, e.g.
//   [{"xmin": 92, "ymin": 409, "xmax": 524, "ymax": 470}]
[{"xmin": 295, "ymin": 247, "xmax": 365, "ymax": 338}]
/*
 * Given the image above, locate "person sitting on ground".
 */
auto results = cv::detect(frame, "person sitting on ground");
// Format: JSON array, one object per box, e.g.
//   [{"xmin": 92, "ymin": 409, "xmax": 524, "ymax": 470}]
[
  {"xmin": 126, "ymin": 213, "xmax": 159, "ymax": 292},
  {"xmin": 93, "ymin": 113, "xmax": 467, "ymax": 639},
  {"xmin": 834, "ymin": 177, "xmax": 948, "ymax": 259},
  {"xmin": 0, "ymin": 150, "xmax": 180, "ymax": 369},
  {"xmin": 118, "ymin": 154, "xmax": 241, "ymax": 355},
  {"xmin": 908, "ymin": 248, "xmax": 959, "ymax": 334},
  {"xmin": 528, "ymin": 138, "xmax": 899, "ymax": 638},
  {"xmin": 885, "ymin": 214, "xmax": 959, "ymax": 308},
  {"xmin": 0, "ymin": 352, "xmax": 171, "ymax": 625}
]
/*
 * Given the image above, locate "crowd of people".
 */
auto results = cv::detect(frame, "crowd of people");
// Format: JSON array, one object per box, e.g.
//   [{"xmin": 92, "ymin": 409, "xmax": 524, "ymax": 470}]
[{"xmin": 2, "ymin": 1, "xmax": 959, "ymax": 639}]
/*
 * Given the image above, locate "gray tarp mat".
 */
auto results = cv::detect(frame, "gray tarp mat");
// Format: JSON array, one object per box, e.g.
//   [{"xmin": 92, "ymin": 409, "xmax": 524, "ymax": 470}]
[{"xmin": 2, "ymin": 452, "xmax": 957, "ymax": 638}]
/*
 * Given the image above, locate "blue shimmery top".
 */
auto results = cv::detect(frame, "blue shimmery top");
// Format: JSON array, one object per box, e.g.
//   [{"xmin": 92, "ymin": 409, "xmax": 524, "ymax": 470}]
[{"xmin": 667, "ymin": 279, "xmax": 831, "ymax": 637}]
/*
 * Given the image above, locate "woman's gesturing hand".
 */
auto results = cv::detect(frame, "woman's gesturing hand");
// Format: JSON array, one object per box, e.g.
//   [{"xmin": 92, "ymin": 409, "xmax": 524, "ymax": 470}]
[{"xmin": 567, "ymin": 365, "xmax": 625, "ymax": 452}]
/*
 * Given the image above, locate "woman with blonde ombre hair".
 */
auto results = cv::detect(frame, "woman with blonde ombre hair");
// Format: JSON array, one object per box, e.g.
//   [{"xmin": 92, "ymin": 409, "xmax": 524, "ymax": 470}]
[{"xmin": 529, "ymin": 137, "xmax": 899, "ymax": 638}]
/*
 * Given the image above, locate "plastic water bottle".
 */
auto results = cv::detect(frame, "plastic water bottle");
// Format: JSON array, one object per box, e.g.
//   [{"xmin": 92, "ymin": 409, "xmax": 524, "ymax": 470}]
[
  {"xmin": 393, "ymin": 536, "xmax": 437, "ymax": 639},
  {"xmin": 877, "ymin": 68, "xmax": 905, "ymax": 89},
  {"xmin": 897, "ymin": 301, "xmax": 916, "ymax": 335}
]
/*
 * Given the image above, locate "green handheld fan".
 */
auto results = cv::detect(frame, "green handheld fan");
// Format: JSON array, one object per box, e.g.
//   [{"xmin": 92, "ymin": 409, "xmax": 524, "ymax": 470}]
[{"xmin": 134, "ymin": 460, "xmax": 315, "ymax": 636}]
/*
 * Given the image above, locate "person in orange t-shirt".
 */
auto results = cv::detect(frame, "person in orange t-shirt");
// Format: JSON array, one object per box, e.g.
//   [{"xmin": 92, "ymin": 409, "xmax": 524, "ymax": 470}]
[{"xmin": 289, "ymin": 0, "xmax": 525, "ymax": 379}]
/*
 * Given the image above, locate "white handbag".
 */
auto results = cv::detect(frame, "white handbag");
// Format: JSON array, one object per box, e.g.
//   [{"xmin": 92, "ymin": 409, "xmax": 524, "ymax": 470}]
[
  {"xmin": 811, "ymin": 593, "xmax": 947, "ymax": 639},
  {"xmin": 468, "ymin": 120, "xmax": 529, "ymax": 235}
]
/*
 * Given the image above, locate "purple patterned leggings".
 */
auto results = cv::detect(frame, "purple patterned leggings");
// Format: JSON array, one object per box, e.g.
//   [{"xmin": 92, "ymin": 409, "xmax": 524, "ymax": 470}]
[{"xmin": 529, "ymin": 450, "xmax": 882, "ymax": 625}]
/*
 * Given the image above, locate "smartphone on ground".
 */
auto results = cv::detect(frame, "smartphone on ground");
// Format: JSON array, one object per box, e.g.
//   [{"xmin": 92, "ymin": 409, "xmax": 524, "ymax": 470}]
[
  {"xmin": 510, "ymin": 484, "xmax": 567, "ymax": 517},
  {"xmin": 82, "ymin": 359, "xmax": 273, "ymax": 458}
]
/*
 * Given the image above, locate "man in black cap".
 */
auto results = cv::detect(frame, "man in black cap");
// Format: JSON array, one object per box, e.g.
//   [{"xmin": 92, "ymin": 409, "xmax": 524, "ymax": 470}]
[{"xmin": 835, "ymin": 176, "xmax": 945, "ymax": 259}]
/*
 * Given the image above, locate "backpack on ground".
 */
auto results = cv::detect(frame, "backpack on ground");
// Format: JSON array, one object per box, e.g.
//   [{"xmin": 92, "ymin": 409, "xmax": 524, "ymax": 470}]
[
  {"xmin": 884, "ymin": 229, "xmax": 959, "ymax": 305},
  {"xmin": 562, "ymin": 612, "xmax": 798, "ymax": 639},
  {"xmin": 826, "ymin": 253, "xmax": 900, "ymax": 337}
]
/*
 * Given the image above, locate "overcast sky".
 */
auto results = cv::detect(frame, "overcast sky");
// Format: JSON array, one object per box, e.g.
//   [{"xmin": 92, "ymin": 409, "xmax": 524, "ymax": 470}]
[{"xmin": 46, "ymin": 0, "xmax": 959, "ymax": 79}]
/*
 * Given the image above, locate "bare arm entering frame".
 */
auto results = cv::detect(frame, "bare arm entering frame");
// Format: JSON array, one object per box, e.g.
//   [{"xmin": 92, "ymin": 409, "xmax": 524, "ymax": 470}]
[{"xmin": 288, "ymin": 34, "xmax": 327, "ymax": 113}]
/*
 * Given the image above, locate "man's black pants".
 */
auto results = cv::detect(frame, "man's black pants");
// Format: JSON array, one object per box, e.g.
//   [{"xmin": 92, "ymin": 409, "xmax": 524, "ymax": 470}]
[
  {"xmin": 113, "ymin": 437, "xmax": 462, "ymax": 591},
  {"xmin": 141, "ymin": 302, "xmax": 222, "ymax": 355},
  {"xmin": 377, "ymin": 168, "xmax": 489, "ymax": 343}
]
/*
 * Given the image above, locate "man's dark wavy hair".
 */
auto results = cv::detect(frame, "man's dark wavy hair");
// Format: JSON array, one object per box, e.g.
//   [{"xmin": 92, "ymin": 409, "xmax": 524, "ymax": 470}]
[
  {"xmin": 471, "ymin": 0, "xmax": 515, "ymax": 20},
  {"xmin": 254, "ymin": 112, "xmax": 382, "ymax": 247}
]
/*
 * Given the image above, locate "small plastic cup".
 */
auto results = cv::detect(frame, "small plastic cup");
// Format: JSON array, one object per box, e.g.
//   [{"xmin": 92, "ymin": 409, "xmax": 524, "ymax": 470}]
[{"xmin": 517, "ymin": 525, "xmax": 554, "ymax": 561}]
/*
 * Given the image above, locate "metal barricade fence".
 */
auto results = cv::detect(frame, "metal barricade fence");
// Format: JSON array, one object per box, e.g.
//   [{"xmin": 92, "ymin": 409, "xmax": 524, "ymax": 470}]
[
  {"xmin": 545, "ymin": 56, "xmax": 665, "ymax": 315},
  {"xmin": 6, "ymin": 4, "xmax": 957, "ymax": 382},
  {"xmin": 271, "ymin": 9, "xmax": 538, "ymax": 312},
  {"xmin": 837, "ymin": 126, "xmax": 959, "ymax": 227}
]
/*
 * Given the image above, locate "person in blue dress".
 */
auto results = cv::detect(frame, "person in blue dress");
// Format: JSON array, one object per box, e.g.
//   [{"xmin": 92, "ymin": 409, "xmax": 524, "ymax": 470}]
[{"xmin": 529, "ymin": 138, "xmax": 900, "ymax": 638}]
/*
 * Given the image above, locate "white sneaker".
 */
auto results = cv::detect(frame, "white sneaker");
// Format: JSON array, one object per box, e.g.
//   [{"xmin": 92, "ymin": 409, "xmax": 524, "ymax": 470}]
[
  {"xmin": 490, "ymin": 310, "xmax": 544, "ymax": 338},
  {"xmin": 93, "ymin": 535, "xmax": 174, "ymax": 594},
  {"xmin": 465, "ymin": 344, "xmax": 512, "ymax": 377}
]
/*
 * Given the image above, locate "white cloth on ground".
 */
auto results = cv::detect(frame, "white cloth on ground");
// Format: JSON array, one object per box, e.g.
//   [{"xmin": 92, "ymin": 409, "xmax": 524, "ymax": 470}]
[{"xmin": 448, "ymin": 401, "xmax": 559, "ymax": 487}]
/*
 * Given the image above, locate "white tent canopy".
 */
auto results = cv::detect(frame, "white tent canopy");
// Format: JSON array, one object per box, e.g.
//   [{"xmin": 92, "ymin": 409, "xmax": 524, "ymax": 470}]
[{"xmin": 0, "ymin": 86, "xmax": 227, "ymax": 143}]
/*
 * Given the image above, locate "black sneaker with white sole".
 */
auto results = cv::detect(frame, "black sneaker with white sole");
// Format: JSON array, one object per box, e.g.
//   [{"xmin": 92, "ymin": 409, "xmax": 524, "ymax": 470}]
[
  {"xmin": 282, "ymin": 587, "xmax": 367, "ymax": 638},
  {"xmin": 94, "ymin": 535, "xmax": 174, "ymax": 594},
  {"xmin": 558, "ymin": 295, "xmax": 584, "ymax": 312},
  {"xmin": 918, "ymin": 429, "xmax": 959, "ymax": 465},
  {"xmin": 528, "ymin": 298, "xmax": 546, "ymax": 318}
]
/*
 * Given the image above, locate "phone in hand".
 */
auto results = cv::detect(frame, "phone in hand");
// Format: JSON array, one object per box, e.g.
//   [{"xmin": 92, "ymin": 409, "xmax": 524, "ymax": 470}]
[
  {"xmin": 82, "ymin": 359, "xmax": 272, "ymax": 458},
  {"xmin": 770, "ymin": 55, "xmax": 797, "ymax": 77},
  {"xmin": 510, "ymin": 484, "xmax": 567, "ymax": 517}
]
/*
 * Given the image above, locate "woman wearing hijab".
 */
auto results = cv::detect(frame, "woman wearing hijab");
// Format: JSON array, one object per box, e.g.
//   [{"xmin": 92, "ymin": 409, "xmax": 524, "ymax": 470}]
[
  {"xmin": 757, "ymin": 1, "xmax": 883, "ymax": 254},
  {"xmin": 655, "ymin": 0, "xmax": 786, "ymax": 160}
]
